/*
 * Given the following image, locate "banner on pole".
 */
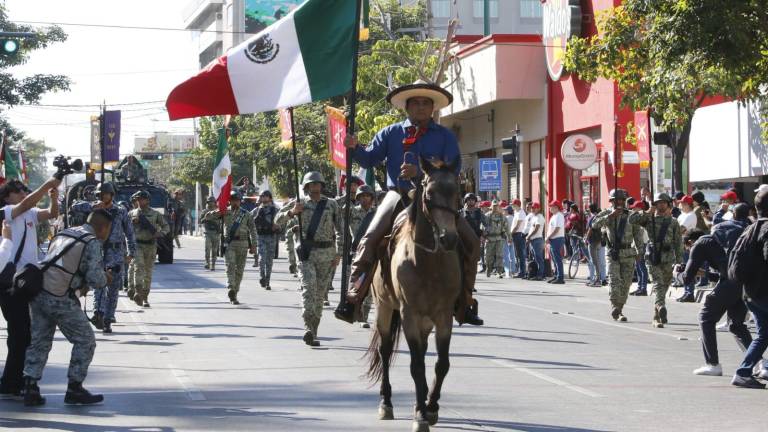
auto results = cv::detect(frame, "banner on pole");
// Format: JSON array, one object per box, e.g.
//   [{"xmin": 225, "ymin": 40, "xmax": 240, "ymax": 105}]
[
  {"xmin": 278, "ymin": 108, "xmax": 293, "ymax": 149},
  {"xmin": 634, "ymin": 110, "xmax": 651, "ymax": 168},
  {"xmin": 102, "ymin": 110, "xmax": 121, "ymax": 163},
  {"xmin": 90, "ymin": 115, "xmax": 102, "ymax": 169},
  {"xmin": 326, "ymin": 106, "xmax": 347, "ymax": 170}
]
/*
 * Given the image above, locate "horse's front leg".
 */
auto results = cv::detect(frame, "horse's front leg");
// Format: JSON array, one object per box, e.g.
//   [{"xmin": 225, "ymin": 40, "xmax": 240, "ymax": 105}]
[
  {"xmin": 426, "ymin": 312, "xmax": 453, "ymax": 426},
  {"xmin": 402, "ymin": 311, "xmax": 430, "ymax": 432}
]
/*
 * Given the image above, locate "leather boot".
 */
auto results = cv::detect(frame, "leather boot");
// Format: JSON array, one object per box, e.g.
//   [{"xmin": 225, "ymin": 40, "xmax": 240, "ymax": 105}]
[
  {"xmin": 652, "ymin": 307, "xmax": 664, "ymax": 328},
  {"xmin": 90, "ymin": 311, "xmax": 104, "ymax": 330},
  {"xmin": 658, "ymin": 306, "xmax": 668, "ymax": 324},
  {"xmin": 23, "ymin": 377, "xmax": 45, "ymax": 407},
  {"xmin": 64, "ymin": 381, "xmax": 103, "ymax": 405}
]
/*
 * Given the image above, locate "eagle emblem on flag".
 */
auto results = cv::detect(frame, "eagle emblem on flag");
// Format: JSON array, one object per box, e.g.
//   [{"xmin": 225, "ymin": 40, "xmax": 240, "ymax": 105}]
[{"xmin": 245, "ymin": 34, "xmax": 280, "ymax": 64}]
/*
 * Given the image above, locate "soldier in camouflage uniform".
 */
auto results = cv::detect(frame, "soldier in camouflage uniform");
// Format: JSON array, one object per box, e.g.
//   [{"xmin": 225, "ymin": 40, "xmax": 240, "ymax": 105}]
[
  {"xmin": 199, "ymin": 196, "xmax": 222, "ymax": 271},
  {"xmin": 326, "ymin": 177, "xmax": 360, "ymax": 295},
  {"xmin": 222, "ymin": 191, "xmax": 257, "ymax": 305},
  {"xmin": 23, "ymin": 209, "xmax": 113, "ymax": 407},
  {"xmin": 126, "ymin": 195, "xmax": 139, "ymax": 294},
  {"xmin": 253, "ymin": 190, "xmax": 279, "ymax": 290},
  {"xmin": 630, "ymin": 192, "xmax": 684, "ymax": 328},
  {"xmin": 128, "ymin": 190, "xmax": 170, "ymax": 308},
  {"xmin": 347, "ymin": 185, "xmax": 376, "ymax": 327},
  {"xmin": 592, "ymin": 189, "xmax": 645, "ymax": 322},
  {"xmin": 483, "ymin": 200, "xmax": 508, "ymax": 278},
  {"xmin": 276, "ymin": 171, "xmax": 343, "ymax": 347},
  {"xmin": 73, "ymin": 182, "xmax": 136, "ymax": 334}
]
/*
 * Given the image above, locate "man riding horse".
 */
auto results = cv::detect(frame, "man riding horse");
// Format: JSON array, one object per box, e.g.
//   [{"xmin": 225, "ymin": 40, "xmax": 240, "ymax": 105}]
[{"xmin": 335, "ymin": 80, "xmax": 484, "ymax": 326}]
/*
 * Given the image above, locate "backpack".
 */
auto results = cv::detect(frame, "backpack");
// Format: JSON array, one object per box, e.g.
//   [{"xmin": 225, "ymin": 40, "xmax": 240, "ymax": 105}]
[{"xmin": 728, "ymin": 219, "xmax": 768, "ymax": 294}]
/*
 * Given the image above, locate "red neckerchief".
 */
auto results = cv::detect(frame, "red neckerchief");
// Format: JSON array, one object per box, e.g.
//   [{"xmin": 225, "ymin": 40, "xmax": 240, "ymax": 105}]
[{"xmin": 403, "ymin": 125, "xmax": 428, "ymax": 151}]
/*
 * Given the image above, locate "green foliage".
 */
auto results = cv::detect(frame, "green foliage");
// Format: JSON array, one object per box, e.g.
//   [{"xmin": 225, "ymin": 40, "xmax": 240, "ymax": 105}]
[{"xmin": 563, "ymin": 0, "xmax": 768, "ymax": 187}]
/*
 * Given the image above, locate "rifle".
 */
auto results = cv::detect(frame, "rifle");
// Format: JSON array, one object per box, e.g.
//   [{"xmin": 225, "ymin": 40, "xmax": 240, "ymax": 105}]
[{"xmin": 138, "ymin": 213, "xmax": 158, "ymax": 236}]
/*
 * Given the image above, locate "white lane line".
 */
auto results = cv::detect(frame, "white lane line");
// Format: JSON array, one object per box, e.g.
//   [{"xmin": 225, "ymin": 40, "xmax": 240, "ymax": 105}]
[
  {"xmin": 491, "ymin": 359, "xmax": 603, "ymax": 398},
  {"xmin": 481, "ymin": 295, "xmax": 685, "ymax": 340},
  {"xmin": 169, "ymin": 364, "xmax": 207, "ymax": 401},
  {"xmin": 575, "ymin": 298, "xmax": 642, "ymax": 310}
]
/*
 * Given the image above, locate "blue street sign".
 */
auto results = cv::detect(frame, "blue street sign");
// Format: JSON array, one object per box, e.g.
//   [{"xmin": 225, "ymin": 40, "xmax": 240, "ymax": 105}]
[{"xmin": 478, "ymin": 158, "xmax": 502, "ymax": 192}]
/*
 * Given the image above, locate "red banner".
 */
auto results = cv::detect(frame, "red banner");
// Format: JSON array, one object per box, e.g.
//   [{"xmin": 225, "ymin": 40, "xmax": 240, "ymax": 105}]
[
  {"xmin": 634, "ymin": 110, "xmax": 651, "ymax": 168},
  {"xmin": 326, "ymin": 106, "xmax": 347, "ymax": 170},
  {"xmin": 278, "ymin": 108, "xmax": 293, "ymax": 148}
]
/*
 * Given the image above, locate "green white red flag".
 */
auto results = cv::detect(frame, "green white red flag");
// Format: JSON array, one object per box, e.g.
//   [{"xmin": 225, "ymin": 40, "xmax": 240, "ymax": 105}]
[{"xmin": 213, "ymin": 128, "xmax": 232, "ymax": 212}]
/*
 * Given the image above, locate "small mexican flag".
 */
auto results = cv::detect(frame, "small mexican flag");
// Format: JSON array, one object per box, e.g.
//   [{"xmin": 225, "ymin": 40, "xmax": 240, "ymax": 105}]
[
  {"xmin": 166, "ymin": 0, "xmax": 358, "ymax": 120},
  {"xmin": 213, "ymin": 128, "xmax": 232, "ymax": 212}
]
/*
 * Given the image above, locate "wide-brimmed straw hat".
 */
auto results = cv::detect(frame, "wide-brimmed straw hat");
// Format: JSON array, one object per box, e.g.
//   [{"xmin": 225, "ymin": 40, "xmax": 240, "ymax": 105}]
[{"xmin": 386, "ymin": 80, "xmax": 453, "ymax": 111}]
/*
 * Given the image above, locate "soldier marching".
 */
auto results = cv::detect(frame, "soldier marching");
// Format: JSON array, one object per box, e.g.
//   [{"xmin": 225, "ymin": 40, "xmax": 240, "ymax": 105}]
[
  {"xmin": 128, "ymin": 190, "xmax": 170, "ymax": 308},
  {"xmin": 483, "ymin": 200, "xmax": 508, "ymax": 278},
  {"xmin": 222, "ymin": 190, "xmax": 258, "ymax": 305},
  {"xmin": 200, "ymin": 196, "xmax": 222, "ymax": 271}
]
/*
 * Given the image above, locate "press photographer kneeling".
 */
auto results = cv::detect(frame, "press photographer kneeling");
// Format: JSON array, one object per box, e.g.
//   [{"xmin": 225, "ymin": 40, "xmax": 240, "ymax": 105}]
[{"xmin": 20, "ymin": 209, "xmax": 113, "ymax": 406}]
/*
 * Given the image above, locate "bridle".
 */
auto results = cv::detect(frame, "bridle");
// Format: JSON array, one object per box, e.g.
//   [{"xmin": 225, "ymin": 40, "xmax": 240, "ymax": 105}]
[{"xmin": 413, "ymin": 175, "xmax": 459, "ymax": 254}]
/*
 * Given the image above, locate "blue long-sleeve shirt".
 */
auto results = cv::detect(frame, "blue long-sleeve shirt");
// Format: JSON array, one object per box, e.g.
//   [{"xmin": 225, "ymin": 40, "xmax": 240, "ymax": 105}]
[{"xmin": 351, "ymin": 119, "xmax": 461, "ymax": 190}]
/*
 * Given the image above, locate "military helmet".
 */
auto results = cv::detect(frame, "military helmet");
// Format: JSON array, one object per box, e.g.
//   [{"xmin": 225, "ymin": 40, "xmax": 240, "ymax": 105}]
[
  {"xmin": 608, "ymin": 188, "xmax": 628, "ymax": 201},
  {"xmin": 463, "ymin": 193, "xmax": 477, "ymax": 203},
  {"xmin": 95, "ymin": 182, "xmax": 116, "ymax": 196},
  {"xmin": 206, "ymin": 196, "xmax": 216, "ymax": 203},
  {"xmin": 229, "ymin": 190, "xmax": 242, "ymax": 200},
  {"xmin": 301, "ymin": 171, "xmax": 325, "ymax": 188},
  {"xmin": 355, "ymin": 184, "xmax": 374, "ymax": 199},
  {"xmin": 491, "ymin": 199, "xmax": 500, "ymax": 207},
  {"xmin": 652, "ymin": 192, "xmax": 672, "ymax": 205},
  {"xmin": 132, "ymin": 190, "xmax": 149, "ymax": 201}
]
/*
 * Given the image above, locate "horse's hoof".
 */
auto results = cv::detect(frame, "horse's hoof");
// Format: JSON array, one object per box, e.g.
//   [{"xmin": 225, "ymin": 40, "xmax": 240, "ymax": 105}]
[
  {"xmin": 425, "ymin": 410, "xmax": 438, "ymax": 426},
  {"xmin": 378, "ymin": 405, "xmax": 394, "ymax": 420},
  {"xmin": 412, "ymin": 420, "xmax": 430, "ymax": 432}
]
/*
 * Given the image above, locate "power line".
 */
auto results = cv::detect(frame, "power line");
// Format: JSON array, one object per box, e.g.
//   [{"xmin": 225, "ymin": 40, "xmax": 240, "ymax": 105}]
[{"xmin": 15, "ymin": 100, "xmax": 165, "ymax": 108}]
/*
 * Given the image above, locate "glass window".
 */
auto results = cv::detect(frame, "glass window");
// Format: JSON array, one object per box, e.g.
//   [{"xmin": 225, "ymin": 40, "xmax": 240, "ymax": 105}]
[
  {"xmin": 473, "ymin": 0, "xmax": 499, "ymax": 18},
  {"xmin": 226, "ymin": 4, "xmax": 234, "ymax": 28},
  {"xmin": 520, "ymin": 0, "xmax": 542, "ymax": 19},
  {"xmin": 431, "ymin": 0, "xmax": 451, "ymax": 18}
]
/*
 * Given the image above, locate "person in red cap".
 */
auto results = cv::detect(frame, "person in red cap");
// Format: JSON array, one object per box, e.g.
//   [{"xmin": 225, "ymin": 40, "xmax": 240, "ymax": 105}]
[
  {"xmin": 526, "ymin": 202, "xmax": 546, "ymax": 280},
  {"xmin": 509, "ymin": 199, "xmax": 528, "ymax": 278},
  {"xmin": 714, "ymin": 190, "xmax": 739, "ymax": 224},
  {"xmin": 545, "ymin": 200, "xmax": 566, "ymax": 284}
]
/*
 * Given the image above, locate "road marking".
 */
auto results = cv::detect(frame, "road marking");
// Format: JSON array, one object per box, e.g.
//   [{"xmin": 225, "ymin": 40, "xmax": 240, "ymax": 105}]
[
  {"xmin": 169, "ymin": 364, "xmax": 206, "ymax": 401},
  {"xmin": 480, "ymin": 295, "xmax": 686, "ymax": 340},
  {"xmin": 576, "ymin": 298, "xmax": 642, "ymax": 310},
  {"xmin": 491, "ymin": 359, "xmax": 603, "ymax": 398}
]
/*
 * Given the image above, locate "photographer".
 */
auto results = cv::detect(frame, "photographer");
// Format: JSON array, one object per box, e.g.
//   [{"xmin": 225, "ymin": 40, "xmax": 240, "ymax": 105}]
[
  {"xmin": 23, "ymin": 209, "xmax": 113, "ymax": 407},
  {"xmin": 0, "ymin": 176, "xmax": 62, "ymax": 399}
]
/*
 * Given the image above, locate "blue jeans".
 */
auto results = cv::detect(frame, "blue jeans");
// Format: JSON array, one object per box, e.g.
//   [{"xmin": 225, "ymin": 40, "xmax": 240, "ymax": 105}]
[
  {"xmin": 635, "ymin": 258, "xmax": 649, "ymax": 291},
  {"xmin": 736, "ymin": 296, "xmax": 768, "ymax": 378},
  {"xmin": 503, "ymin": 241, "xmax": 517, "ymax": 275},
  {"xmin": 571, "ymin": 236, "xmax": 595, "ymax": 281},
  {"xmin": 530, "ymin": 238, "xmax": 545, "ymax": 279},
  {"xmin": 513, "ymin": 233, "xmax": 527, "ymax": 277},
  {"xmin": 549, "ymin": 237, "xmax": 565, "ymax": 281},
  {"xmin": 683, "ymin": 250, "xmax": 695, "ymax": 295}
]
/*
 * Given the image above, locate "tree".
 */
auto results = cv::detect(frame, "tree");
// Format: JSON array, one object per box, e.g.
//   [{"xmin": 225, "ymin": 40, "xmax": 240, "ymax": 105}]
[
  {"xmin": 564, "ymin": 0, "xmax": 768, "ymax": 191},
  {"xmin": 17, "ymin": 137, "xmax": 53, "ymax": 189}
]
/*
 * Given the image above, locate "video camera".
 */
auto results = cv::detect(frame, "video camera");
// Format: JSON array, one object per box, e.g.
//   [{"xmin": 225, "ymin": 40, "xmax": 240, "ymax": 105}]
[{"xmin": 52, "ymin": 155, "xmax": 84, "ymax": 180}]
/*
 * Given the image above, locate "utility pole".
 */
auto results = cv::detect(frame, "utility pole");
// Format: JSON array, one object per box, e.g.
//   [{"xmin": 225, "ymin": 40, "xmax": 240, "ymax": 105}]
[{"xmin": 483, "ymin": 0, "xmax": 491, "ymax": 36}]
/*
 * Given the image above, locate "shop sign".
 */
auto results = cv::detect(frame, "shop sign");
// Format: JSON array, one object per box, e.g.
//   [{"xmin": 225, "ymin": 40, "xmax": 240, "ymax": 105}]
[
  {"xmin": 561, "ymin": 134, "xmax": 597, "ymax": 170},
  {"xmin": 542, "ymin": 0, "xmax": 583, "ymax": 81}
]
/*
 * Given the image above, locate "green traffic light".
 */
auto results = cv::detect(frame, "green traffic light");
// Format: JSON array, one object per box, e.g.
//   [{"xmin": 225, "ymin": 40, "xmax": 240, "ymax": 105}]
[{"xmin": 2, "ymin": 39, "xmax": 19, "ymax": 54}]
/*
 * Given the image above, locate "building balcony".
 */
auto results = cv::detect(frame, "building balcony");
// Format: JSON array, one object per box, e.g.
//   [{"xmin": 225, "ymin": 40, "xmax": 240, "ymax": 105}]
[{"xmin": 183, "ymin": 0, "xmax": 224, "ymax": 30}]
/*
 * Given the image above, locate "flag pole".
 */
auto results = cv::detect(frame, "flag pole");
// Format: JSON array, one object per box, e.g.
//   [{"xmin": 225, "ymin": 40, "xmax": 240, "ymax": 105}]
[
  {"xmin": 289, "ymin": 107, "xmax": 304, "ymax": 244},
  {"xmin": 340, "ymin": 0, "xmax": 364, "ymax": 304},
  {"xmin": 100, "ymin": 101, "xmax": 106, "ymax": 183}
]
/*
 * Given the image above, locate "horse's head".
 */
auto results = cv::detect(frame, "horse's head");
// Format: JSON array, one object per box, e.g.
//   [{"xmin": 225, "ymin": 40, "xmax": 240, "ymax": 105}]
[{"xmin": 418, "ymin": 157, "xmax": 460, "ymax": 251}]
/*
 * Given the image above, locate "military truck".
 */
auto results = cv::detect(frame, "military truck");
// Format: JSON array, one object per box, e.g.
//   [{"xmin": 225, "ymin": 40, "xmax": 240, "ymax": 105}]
[{"xmin": 64, "ymin": 155, "xmax": 175, "ymax": 264}]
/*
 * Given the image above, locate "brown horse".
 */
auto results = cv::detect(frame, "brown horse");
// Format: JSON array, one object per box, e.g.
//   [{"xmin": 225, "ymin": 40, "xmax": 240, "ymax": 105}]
[{"xmin": 365, "ymin": 158, "xmax": 462, "ymax": 432}]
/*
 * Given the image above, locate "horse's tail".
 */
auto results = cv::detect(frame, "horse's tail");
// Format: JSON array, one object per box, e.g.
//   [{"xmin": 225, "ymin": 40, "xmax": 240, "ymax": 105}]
[{"xmin": 364, "ymin": 309, "xmax": 402, "ymax": 383}]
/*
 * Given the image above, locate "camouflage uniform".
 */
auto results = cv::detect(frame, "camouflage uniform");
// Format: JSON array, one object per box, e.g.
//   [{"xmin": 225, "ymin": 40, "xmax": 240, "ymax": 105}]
[
  {"xmin": 94, "ymin": 204, "xmax": 135, "ymax": 322},
  {"xmin": 128, "ymin": 206, "xmax": 169, "ymax": 305},
  {"xmin": 631, "ymin": 211, "xmax": 684, "ymax": 323},
  {"xmin": 223, "ymin": 206, "xmax": 257, "ymax": 301},
  {"xmin": 200, "ymin": 205, "xmax": 222, "ymax": 270},
  {"xmin": 253, "ymin": 203, "xmax": 279, "ymax": 288},
  {"xmin": 348, "ymin": 203, "xmax": 376, "ymax": 322},
  {"xmin": 276, "ymin": 196, "xmax": 343, "ymax": 339},
  {"xmin": 592, "ymin": 207, "xmax": 645, "ymax": 318},
  {"xmin": 483, "ymin": 210, "xmax": 508, "ymax": 277},
  {"xmin": 23, "ymin": 225, "xmax": 106, "ymax": 383}
]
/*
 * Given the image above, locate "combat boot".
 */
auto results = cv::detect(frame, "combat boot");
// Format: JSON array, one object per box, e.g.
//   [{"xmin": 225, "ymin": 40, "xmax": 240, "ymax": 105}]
[
  {"xmin": 652, "ymin": 307, "xmax": 664, "ymax": 328},
  {"xmin": 23, "ymin": 377, "xmax": 45, "ymax": 407},
  {"xmin": 103, "ymin": 320, "xmax": 113, "ymax": 334},
  {"xmin": 227, "ymin": 290, "xmax": 235, "ymax": 302},
  {"xmin": 133, "ymin": 295, "xmax": 143, "ymax": 307},
  {"xmin": 90, "ymin": 311, "xmax": 104, "ymax": 330},
  {"xmin": 658, "ymin": 306, "xmax": 668, "ymax": 324},
  {"xmin": 127, "ymin": 288, "xmax": 135, "ymax": 301},
  {"xmin": 64, "ymin": 381, "xmax": 103, "ymax": 405},
  {"xmin": 611, "ymin": 307, "xmax": 621, "ymax": 321},
  {"xmin": 303, "ymin": 330, "xmax": 320, "ymax": 347},
  {"xmin": 204, "ymin": 263, "xmax": 209, "ymax": 270},
  {"xmin": 289, "ymin": 264, "xmax": 297, "ymax": 275}
]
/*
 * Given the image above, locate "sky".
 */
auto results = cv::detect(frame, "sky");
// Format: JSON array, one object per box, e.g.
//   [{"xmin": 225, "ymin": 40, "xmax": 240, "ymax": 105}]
[{"xmin": 3, "ymin": 0, "xmax": 200, "ymax": 161}]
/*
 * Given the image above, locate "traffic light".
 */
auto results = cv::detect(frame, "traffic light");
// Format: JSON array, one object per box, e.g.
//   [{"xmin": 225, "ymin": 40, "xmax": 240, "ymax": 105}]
[
  {"xmin": 653, "ymin": 131, "xmax": 672, "ymax": 146},
  {"xmin": 141, "ymin": 153, "xmax": 163, "ymax": 160},
  {"xmin": 0, "ymin": 38, "xmax": 19, "ymax": 56},
  {"xmin": 501, "ymin": 136, "xmax": 520, "ymax": 165}
]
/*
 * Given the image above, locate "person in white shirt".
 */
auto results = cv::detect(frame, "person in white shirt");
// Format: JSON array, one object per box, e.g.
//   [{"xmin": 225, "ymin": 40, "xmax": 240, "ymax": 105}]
[
  {"xmin": 677, "ymin": 195, "xmax": 697, "ymax": 234},
  {"xmin": 503, "ymin": 205, "xmax": 517, "ymax": 277},
  {"xmin": 0, "ymin": 221, "xmax": 13, "ymax": 270},
  {"xmin": 526, "ymin": 202, "xmax": 546, "ymax": 280},
  {"xmin": 546, "ymin": 200, "xmax": 566, "ymax": 284},
  {"xmin": 0, "ymin": 177, "xmax": 62, "ymax": 398},
  {"xmin": 510, "ymin": 199, "xmax": 528, "ymax": 278}
]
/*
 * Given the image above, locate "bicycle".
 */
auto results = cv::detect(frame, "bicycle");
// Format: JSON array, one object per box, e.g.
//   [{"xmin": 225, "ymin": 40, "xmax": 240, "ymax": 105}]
[{"xmin": 568, "ymin": 234, "xmax": 589, "ymax": 279}]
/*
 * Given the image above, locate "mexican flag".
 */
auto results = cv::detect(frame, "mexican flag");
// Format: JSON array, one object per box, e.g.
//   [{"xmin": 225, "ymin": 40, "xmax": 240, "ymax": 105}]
[
  {"xmin": 166, "ymin": 0, "xmax": 358, "ymax": 120},
  {"xmin": 213, "ymin": 128, "xmax": 232, "ymax": 212}
]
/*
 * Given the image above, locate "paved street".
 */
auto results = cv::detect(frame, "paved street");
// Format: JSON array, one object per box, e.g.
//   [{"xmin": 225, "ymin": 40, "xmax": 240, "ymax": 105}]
[{"xmin": 1, "ymin": 236, "xmax": 765, "ymax": 431}]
